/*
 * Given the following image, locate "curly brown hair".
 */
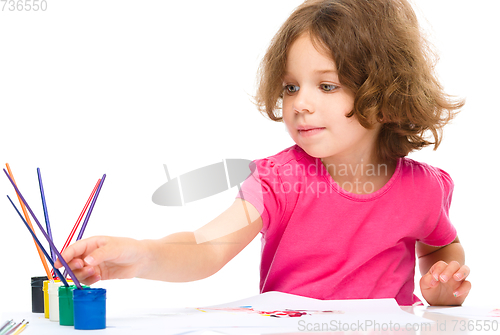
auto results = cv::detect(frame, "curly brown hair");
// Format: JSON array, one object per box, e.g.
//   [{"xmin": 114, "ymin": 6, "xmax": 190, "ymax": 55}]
[{"xmin": 255, "ymin": 0, "xmax": 464, "ymax": 163}]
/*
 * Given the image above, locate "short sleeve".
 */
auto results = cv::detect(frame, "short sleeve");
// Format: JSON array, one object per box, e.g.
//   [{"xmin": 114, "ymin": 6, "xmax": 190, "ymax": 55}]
[
  {"xmin": 235, "ymin": 158, "xmax": 286, "ymax": 234},
  {"xmin": 420, "ymin": 168, "xmax": 457, "ymax": 246}
]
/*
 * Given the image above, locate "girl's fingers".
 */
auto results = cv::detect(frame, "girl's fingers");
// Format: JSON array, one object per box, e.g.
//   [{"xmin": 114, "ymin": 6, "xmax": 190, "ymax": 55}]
[
  {"xmin": 80, "ymin": 274, "xmax": 102, "ymax": 286},
  {"xmin": 66, "ymin": 258, "xmax": 85, "ymax": 271},
  {"xmin": 421, "ymin": 271, "xmax": 439, "ymax": 289},
  {"xmin": 84, "ymin": 242, "xmax": 116, "ymax": 266},
  {"xmin": 437, "ymin": 261, "xmax": 461, "ymax": 283},
  {"xmin": 453, "ymin": 265, "xmax": 470, "ymax": 281},
  {"xmin": 429, "ymin": 260, "xmax": 448, "ymax": 281},
  {"xmin": 55, "ymin": 236, "xmax": 107, "ymax": 268},
  {"xmin": 72, "ymin": 265, "xmax": 100, "ymax": 282},
  {"xmin": 453, "ymin": 280, "xmax": 472, "ymax": 298}
]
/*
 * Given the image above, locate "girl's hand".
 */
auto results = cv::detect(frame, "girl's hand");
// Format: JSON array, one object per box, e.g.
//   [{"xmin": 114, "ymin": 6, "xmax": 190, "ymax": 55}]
[
  {"xmin": 53, "ymin": 236, "xmax": 148, "ymax": 285},
  {"xmin": 420, "ymin": 260, "xmax": 471, "ymax": 306}
]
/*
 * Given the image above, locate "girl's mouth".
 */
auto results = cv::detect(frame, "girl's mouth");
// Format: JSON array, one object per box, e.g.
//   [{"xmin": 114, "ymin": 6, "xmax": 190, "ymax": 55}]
[{"xmin": 298, "ymin": 128, "xmax": 325, "ymax": 137}]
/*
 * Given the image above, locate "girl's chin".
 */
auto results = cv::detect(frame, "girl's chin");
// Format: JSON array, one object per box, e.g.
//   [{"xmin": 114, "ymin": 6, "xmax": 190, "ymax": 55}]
[{"xmin": 295, "ymin": 144, "xmax": 328, "ymax": 159}]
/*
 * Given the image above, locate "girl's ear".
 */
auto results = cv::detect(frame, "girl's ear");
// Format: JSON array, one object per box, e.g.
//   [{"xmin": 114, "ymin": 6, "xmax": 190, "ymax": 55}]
[{"xmin": 376, "ymin": 112, "xmax": 387, "ymax": 123}]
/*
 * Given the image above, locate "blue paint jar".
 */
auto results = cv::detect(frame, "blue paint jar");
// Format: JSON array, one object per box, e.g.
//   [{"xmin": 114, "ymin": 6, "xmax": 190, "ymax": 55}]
[{"xmin": 73, "ymin": 288, "xmax": 106, "ymax": 330}]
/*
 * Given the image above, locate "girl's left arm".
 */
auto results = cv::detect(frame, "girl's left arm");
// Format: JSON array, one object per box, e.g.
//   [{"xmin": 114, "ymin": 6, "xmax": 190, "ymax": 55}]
[{"xmin": 417, "ymin": 236, "xmax": 471, "ymax": 306}]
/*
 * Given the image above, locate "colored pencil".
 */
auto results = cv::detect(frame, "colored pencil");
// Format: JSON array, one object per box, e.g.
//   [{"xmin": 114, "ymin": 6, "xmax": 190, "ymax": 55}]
[
  {"xmin": 52, "ymin": 178, "xmax": 101, "ymax": 278},
  {"xmin": 37, "ymin": 168, "xmax": 56, "ymax": 263},
  {"xmin": 76, "ymin": 174, "xmax": 106, "ymax": 241},
  {"xmin": 7, "ymin": 195, "xmax": 69, "ymax": 287},
  {"xmin": 3, "ymin": 169, "xmax": 82, "ymax": 289},
  {"xmin": 5, "ymin": 164, "xmax": 53, "ymax": 281}
]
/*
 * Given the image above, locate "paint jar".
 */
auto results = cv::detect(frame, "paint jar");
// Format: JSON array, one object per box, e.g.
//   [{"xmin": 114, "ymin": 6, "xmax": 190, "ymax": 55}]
[
  {"xmin": 73, "ymin": 288, "xmax": 106, "ymax": 330},
  {"xmin": 44, "ymin": 279, "xmax": 66, "ymax": 319},
  {"xmin": 43, "ymin": 280, "xmax": 50, "ymax": 318},
  {"xmin": 48, "ymin": 281, "xmax": 64, "ymax": 322},
  {"xmin": 44, "ymin": 279, "xmax": 71, "ymax": 319},
  {"xmin": 58, "ymin": 285, "xmax": 88, "ymax": 326},
  {"xmin": 31, "ymin": 276, "xmax": 47, "ymax": 313}
]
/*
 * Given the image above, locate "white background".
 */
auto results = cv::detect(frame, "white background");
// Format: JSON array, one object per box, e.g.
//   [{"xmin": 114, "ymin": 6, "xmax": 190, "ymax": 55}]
[{"xmin": 0, "ymin": 0, "xmax": 499, "ymax": 316}]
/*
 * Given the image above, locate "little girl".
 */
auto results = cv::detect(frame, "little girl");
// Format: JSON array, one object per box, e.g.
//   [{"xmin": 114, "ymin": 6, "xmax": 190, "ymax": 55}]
[{"xmin": 55, "ymin": 0, "xmax": 471, "ymax": 306}]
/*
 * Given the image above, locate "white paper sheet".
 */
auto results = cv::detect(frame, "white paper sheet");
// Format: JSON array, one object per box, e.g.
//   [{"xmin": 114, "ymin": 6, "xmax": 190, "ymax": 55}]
[
  {"xmin": 132, "ymin": 291, "xmax": 433, "ymax": 334},
  {"xmin": 425, "ymin": 306, "xmax": 500, "ymax": 320},
  {"xmin": 2, "ymin": 292, "xmax": 434, "ymax": 335}
]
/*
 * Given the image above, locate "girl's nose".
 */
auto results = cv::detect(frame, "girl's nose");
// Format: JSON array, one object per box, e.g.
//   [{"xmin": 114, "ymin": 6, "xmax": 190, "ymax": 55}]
[{"xmin": 293, "ymin": 88, "xmax": 314, "ymax": 114}]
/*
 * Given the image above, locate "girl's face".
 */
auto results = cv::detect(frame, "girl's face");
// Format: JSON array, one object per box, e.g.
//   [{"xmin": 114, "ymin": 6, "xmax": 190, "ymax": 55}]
[{"xmin": 282, "ymin": 34, "xmax": 381, "ymax": 164}]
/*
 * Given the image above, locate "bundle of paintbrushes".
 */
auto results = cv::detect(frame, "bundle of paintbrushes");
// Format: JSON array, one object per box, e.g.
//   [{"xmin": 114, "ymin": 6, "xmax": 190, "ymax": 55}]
[
  {"xmin": 0, "ymin": 320, "xmax": 28, "ymax": 335},
  {"xmin": 3, "ymin": 164, "xmax": 107, "ymax": 330}
]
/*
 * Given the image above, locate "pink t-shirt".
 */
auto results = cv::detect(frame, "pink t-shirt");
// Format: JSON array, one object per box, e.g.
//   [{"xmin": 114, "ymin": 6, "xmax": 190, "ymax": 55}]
[{"xmin": 236, "ymin": 145, "xmax": 456, "ymax": 306}]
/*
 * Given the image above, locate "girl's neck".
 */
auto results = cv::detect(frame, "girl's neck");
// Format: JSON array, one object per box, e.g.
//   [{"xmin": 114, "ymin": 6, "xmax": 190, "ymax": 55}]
[{"xmin": 320, "ymin": 152, "xmax": 397, "ymax": 195}]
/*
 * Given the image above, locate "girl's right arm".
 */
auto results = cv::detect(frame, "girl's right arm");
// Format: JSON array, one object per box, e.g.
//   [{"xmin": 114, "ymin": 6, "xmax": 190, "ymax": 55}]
[{"xmin": 54, "ymin": 198, "xmax": 262, "ymax": 285}]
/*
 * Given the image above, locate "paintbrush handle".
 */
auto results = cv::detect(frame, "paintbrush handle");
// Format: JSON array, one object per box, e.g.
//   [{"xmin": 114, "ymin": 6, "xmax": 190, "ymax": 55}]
[
  {"xmin": 3, "ymin": 169, "xmax": 81, "ymax": 289},
  {"xmin": 37, "ymin": 168, "xmax": 56, "ymax": 262},
  {"xmin": 76, "ymin": 174, "xmax": 106, "ymax": 241},
  {"xmin": 7, "ymin": 195, "xmax": 68, "ymax": 286}
]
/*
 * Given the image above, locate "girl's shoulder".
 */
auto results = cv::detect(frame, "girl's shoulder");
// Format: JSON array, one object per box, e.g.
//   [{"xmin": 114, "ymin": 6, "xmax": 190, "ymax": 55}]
[
  {"xmin": 255, "ymin": 145, "xmax": 312, "ymax": 168},
  {"xmin": 400, "ymin": 157, "xmax": 454, "ymax": 194},
  {"xmin": 250, "ymin": 145, "xmax": 317, "ymax": 181}
]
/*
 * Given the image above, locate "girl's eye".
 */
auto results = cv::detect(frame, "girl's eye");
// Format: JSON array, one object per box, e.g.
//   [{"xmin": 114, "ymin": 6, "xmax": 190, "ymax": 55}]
[
  {"xmin": 320, "ymin": 84, "xmax": 338, "ymax": 92},
  {"xmin": 284, "ymin": 84, "xmax": 299, "ymax": 94}
]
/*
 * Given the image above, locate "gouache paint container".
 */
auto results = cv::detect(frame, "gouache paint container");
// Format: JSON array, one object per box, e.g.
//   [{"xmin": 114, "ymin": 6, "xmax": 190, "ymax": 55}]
[
  {"xmin": 73, "ymin": 288, "xmax": 106, "ymax": 330},
  {"xmin": 31, "ymin": 276, "xmax": 48, "ymax": 313},
  {"xmin": 43, "ymin": 280, "xmax": 50, "ymax": 318},
  {"xmin": 48, "ymin": 281, "xmax": 64, "ymax": 321},
  {"xmin": 59, "ymin": 285, "xmax": 88, "ymax": 326},
  {"xmin": 44, "ymin": 279, "xmax": 63, "ymax": 319}
]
